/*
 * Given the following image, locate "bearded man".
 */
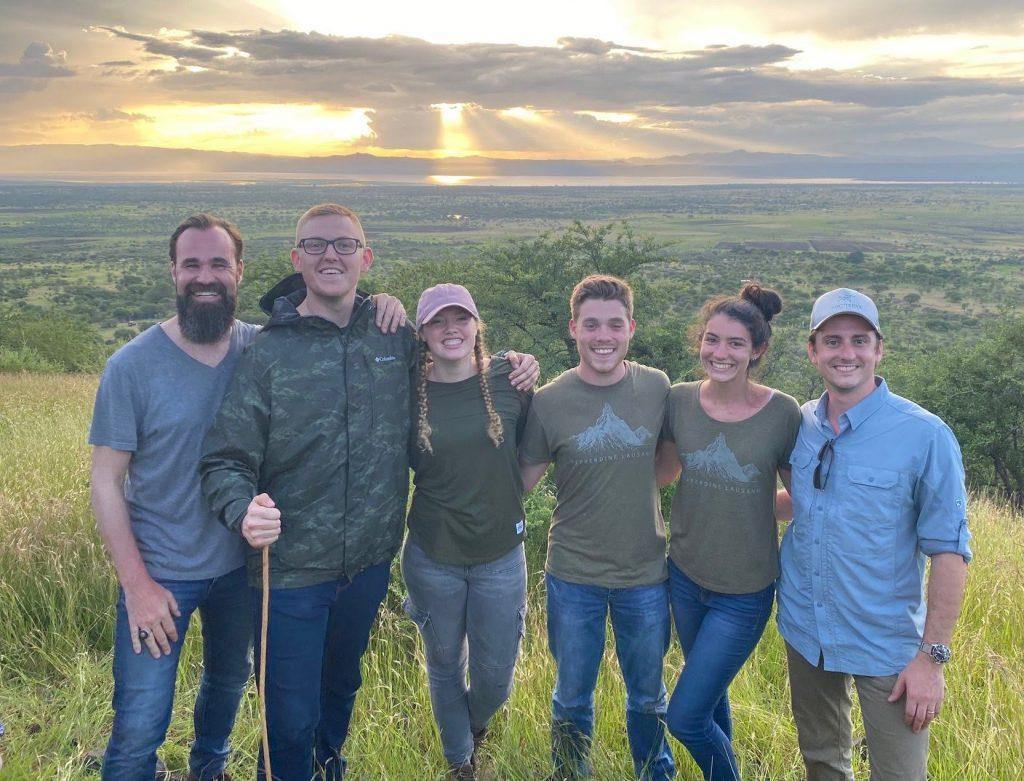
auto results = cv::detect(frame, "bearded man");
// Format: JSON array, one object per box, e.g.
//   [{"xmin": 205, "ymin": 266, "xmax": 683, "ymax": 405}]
[
  {"xmin": 89, "ymin": 213, "xmax": 257, "ymax": 781},
  {"xmin": 89, "ymin": 213, "xmax": 405, "ymax": 780}
]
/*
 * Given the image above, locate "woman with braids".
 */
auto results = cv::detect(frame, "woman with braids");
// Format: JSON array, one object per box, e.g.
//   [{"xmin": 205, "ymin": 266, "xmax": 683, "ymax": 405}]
[
  {"xmin": 401, "ymin": 283, "xmax": 534, "ymax": 781},
  {"xmin": 655, "ymin": 283, "xmax": 800, "ymax": 781}
]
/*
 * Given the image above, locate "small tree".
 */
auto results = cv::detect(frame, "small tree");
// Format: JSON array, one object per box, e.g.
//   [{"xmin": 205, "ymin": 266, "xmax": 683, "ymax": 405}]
[
  {"xmin": 891, "ymin": 318, "xmax": 1024, "ymax": 507},
  {"xmin": 388, "ymin": 221, "xmax": 690, "ymax": 380}
]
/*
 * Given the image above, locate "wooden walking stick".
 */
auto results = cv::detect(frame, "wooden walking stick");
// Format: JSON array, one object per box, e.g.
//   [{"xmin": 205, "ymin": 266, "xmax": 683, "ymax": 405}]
[{"xmin": 259, "ymin": 545, "xmax": 273, "ymax": 781}]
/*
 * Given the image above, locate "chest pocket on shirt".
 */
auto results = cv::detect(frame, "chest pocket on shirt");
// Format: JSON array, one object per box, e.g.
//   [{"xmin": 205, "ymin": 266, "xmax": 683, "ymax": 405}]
[
  {"xmin": 846, "ymin": 464, "xmax": 901, "ymax": 519},
  {"xmin": 788, "ymin": 446, "xmax": 817, "ymax": 524},
  {"xmin": 789, "ymin": 446, "xmax": 817, "ymax": 471}
]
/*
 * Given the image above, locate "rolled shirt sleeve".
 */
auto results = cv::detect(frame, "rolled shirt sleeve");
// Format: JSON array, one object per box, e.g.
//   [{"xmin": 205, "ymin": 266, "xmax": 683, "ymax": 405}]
[
  {"xmin": 777, "ymin": 379, "xmax": 974, "ymax": 676},
  {"xmin": 915, "ymin": 423, "xmax": 972, "ymax": 562}
]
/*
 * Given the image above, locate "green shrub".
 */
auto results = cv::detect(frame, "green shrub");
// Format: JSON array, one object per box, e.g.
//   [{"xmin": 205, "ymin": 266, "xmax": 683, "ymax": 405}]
[
  {"xmin": 0, "ymin": 311, "xmax": 109, "ymax": 372},
  {"xmin": 0, "ymin": 345, "xmax": 62, "ymax": 373}
]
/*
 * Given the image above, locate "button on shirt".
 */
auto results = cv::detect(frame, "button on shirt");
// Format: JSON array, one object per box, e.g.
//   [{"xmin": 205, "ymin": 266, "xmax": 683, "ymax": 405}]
[{"xmin": 777, "ymin": 378, "xmax": 972, "ymax": 677}]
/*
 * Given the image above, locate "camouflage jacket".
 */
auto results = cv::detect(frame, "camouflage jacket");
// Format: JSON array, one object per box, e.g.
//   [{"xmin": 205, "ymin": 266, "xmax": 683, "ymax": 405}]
[{"xmin": 200, "ymin": 274, "xmax": 417, "ymax": 588}]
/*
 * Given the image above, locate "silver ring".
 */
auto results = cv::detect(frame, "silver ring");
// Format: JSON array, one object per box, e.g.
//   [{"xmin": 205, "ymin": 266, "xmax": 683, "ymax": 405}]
[{"xmin": 138, "ymin": 628, "xmax": 150, "ymax": 641}]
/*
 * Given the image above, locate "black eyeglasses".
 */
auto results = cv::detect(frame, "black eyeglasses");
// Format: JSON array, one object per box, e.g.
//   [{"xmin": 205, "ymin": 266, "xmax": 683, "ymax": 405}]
[
  {"xmin": 296, "ymin": 237, "xmax": 363, "ymax": 255},
  {"xmin": 813, "ymin": 438, "xmax": 835, "ymax": 490}
]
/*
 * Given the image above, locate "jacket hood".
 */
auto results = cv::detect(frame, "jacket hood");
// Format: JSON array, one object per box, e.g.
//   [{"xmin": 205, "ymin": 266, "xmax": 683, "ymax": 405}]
[
  {"xmin": 259, "ymin": 273, "xmax": 371, "ymax": 331},
  {"xmin": 259, "ymin": 272, "xmax": 305, "ymax": 316}
]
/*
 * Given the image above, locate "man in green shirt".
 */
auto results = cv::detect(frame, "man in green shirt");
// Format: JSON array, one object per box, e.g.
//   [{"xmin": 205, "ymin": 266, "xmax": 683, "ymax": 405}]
[{"xmin": 520, "ymin": 275, "xmax": 676, "ymax": 781}]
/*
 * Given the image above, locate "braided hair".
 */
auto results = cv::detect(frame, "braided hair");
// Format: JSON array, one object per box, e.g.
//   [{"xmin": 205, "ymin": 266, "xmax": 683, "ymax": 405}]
[
  {"xmin": 473, "ymin": 330, "xmax": 504, "ymax": 448},
  {"xmin": 415, "ymin": 339, "xmax": 434, "ymax": 454},
  {"xmin": 415, "ymin": 327, "xmax": 505, "ymax": 453}
]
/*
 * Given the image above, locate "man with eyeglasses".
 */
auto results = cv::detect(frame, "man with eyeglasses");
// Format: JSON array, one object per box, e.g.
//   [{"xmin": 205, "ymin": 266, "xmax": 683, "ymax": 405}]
[
  {"xmin": 89, "ymin": 212, "xmax": 407, "ymax": 781},
  {"xmin": 200, "ymin": 203, "xmax": 538, "ymax": 780},
  {"xmin": 776, "ymin": 288, "xmax": 972, "ymax": 781}
]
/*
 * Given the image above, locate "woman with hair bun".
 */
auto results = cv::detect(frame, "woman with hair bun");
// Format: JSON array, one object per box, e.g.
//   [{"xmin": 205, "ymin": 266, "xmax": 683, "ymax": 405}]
[
  {"xmin": 401, "ymin": 283, "xmax": 534, "ymax": 781},
  {"xmin": 657, "ymin": 283, "xmax": 800, "ymax": 781}
]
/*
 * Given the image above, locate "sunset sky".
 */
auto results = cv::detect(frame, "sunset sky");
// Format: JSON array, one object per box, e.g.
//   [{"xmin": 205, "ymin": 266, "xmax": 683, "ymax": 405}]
[{"xmin": 2, "ymin": 0, "xmax": 1023, "ymax": 160}]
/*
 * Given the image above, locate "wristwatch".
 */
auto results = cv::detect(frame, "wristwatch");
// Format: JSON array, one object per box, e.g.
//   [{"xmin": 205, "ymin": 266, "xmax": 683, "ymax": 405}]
[{"xmin": 919, "ymin": 642, "xmax": 952, "ymax": 664}]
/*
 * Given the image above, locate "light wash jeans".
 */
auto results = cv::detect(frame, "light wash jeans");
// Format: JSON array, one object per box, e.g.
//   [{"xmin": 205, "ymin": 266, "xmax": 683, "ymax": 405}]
[
  {"xmin": 103, "ymin": 566, "xmax": 251, "ymax": 781},
  {"xmin": 401, "ymin": 539, "xmax": 527, "ymax": 766}
]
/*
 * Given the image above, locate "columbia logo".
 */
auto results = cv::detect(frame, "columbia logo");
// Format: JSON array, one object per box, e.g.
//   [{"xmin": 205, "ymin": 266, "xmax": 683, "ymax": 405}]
[{"xmin": 375, "ymin": 355, "xmax": 397, "ymax": 363}]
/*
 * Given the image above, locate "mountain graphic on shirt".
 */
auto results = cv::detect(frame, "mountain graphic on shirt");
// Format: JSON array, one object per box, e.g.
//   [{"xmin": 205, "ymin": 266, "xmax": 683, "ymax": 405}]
[
  {"xmin": 683, "ymin": 433, "xmax": 761, "ymax": 483},
  {"xmin": 573, "ymin": 403, "xmax": 653, "ymax": 453}
]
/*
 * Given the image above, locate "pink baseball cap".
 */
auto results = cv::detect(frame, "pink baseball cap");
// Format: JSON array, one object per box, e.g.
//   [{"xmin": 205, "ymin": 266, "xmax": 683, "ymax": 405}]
[{"xmin": 415, "ymin": 283, "xmax": 480, "ymax": 330}]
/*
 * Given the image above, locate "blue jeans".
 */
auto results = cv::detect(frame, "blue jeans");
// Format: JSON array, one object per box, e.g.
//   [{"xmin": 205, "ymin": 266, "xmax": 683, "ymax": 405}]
[
  {"xmin": 545, "ymin": 573, "xmax": 675, "ymax": 781},
  {"xmin": 254, "ymin": 561, "xmax": 390, "ymax": 781},
  {"xmin": 401, "ymin": 540, "xmax": 527, "ymax": 765},
  {"xmin": 665, "ymin": 560, "xmax": 774, "ymax": 781},
  {"xmin": 103, "ymin": 566, "xmax": 252, "ymax": 781}
]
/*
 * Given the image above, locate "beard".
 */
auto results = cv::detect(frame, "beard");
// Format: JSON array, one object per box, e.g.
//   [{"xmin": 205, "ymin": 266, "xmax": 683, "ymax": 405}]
[{"xmin": 176, "ymin": 282, "xmax": 236, "ymax": 344}]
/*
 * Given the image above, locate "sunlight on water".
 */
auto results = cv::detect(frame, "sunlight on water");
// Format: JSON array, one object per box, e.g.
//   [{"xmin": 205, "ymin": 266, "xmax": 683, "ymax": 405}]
[{"xmin": 429, "ymin": 175, "xmax": 478, "ymax": 185}]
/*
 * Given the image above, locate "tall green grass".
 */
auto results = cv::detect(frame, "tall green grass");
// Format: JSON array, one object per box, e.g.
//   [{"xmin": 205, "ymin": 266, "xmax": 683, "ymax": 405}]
[{"xmin": 1, "ymin": 373, "xmax": 1022, "ymax": 779}]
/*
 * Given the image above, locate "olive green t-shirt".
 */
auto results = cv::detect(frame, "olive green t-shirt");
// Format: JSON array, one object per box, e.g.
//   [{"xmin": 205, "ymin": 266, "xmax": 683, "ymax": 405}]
[
  {"xmin": 663, "ymin": 381, "xmax": 801, "ymax": 594},
  {"xmin": 407, "ymin": 359, "xmax": 532, "ymax": 565},
  {"xmin": 520, "ymin": 362, "xmax": 670, "ymax": 588}
]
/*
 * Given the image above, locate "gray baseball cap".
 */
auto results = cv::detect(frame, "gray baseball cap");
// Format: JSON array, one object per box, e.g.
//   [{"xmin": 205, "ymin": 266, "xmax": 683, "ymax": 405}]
[{"xmin": 809, "ymin": 288, "xmax": 881, "ymax": 334}]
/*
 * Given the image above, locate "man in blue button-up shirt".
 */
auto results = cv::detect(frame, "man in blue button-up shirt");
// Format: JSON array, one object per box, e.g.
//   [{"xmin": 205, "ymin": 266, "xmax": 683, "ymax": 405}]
[{"xmin": 777, "ymin": 288, "xmax": 971, "ymax": 781}]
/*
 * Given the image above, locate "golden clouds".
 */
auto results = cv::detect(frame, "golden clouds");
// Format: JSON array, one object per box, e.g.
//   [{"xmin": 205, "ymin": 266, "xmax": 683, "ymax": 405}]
[{"xmin": 132, "ymin": 103, "xmax": 375, "ymax": 155}]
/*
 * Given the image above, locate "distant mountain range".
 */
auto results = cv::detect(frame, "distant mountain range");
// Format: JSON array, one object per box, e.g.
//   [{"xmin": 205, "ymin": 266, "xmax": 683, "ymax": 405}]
[{"xmin": 2, "ymin": 143, "xmax": 1024, "ymax": 182}]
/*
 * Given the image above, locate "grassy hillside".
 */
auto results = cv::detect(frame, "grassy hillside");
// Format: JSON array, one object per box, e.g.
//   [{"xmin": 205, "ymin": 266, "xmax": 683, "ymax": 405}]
[{"xmin": 1, "ymin": 372, "xmax": 1021, "ymax": 779}]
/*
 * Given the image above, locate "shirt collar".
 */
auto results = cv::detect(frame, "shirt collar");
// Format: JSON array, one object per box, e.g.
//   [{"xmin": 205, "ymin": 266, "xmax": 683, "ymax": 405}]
[{"xmin": 813, "ymin": 377, "xmax": 888, "ymax": 432}]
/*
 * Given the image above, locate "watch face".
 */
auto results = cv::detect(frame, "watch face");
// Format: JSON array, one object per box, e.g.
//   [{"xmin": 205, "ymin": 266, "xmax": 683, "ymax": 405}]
[{"xmin": 931, "ymin": 644, "xmax": 952, "ymax": 663}]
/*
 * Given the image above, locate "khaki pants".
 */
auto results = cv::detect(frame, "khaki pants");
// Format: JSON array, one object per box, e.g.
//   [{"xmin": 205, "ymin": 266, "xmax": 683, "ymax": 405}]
[{"xmin": 785, "ymin": 643, "xmax": 929, "ymax": 781}]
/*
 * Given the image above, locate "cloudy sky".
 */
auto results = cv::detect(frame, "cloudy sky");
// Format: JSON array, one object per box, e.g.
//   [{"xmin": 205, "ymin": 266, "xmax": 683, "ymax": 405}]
[{"xmin": 2, "ymin": 0, "xmax": 1023, "ymax": 159}]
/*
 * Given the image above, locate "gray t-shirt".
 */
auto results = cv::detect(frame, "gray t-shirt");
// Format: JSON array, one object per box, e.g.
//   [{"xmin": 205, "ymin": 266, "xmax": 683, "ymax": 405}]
[
  {"xmin": 521, "ymin": 362, "xmax": 670, "ymax": 588},
  {"xmin": 89, "ymin": 322, "xmax": 259, "ymax": 580},
  {"xmin": 663, "ymin": 381, "xmax": 801, "ymax": 593}
]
